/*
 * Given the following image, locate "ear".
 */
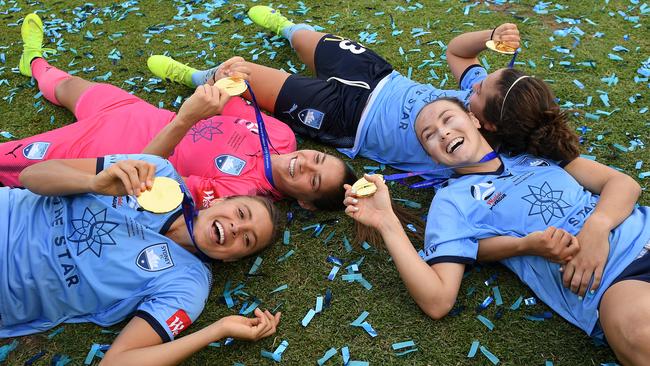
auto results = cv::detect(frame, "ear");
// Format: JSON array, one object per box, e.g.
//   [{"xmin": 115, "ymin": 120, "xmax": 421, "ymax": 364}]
[
  {"xmin": 476, "ymin": 114, "xmax": 497, "ymax": 132},
  {"xmin": 298, "ymin": 200, "xmax": 317, "ymax": 211}
]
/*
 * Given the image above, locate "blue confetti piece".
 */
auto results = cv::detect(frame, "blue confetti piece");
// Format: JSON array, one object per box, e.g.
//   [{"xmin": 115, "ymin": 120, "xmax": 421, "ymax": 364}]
[
  {"xmin": 343, "ymin": 236, "xmax": 353, "ymax": 252},
  {"xmin": 327, "ymin": 255, "xmax": 344, "ymax": 266},
  {"xmin": 635, "ymin": 161, "xmax": 643, "ymax": 170},
  {"xmin": 510, "ymin": 296, "xmax": 523, "ymax": 310},
  {"xmin": 323, "ymin": 229, "xmax": 336, "ymax": 244},
  {"xmin": 493, "ymin": 287, "xmax": 503, "ymax": 306},
  {"xmin": 283, "ymin": 229, "xmax": 290, "ymax": 245},
  {"xmin": 546, "ymin": 361, "xmax": 554, "ymax": 366},
  {"xmin": 52, "ymin": 354, "xmax": 73, "ymax": 366},
  {"xmin": 248, "ymin": 256, "xmax": 263, "ymax": 275},
  {"xmin": 392, "ymin": 340, "xmax": 416, "ymax": 350},
  {"xmin": 0, "ymin": 340, "xmax": 18, "ymax": 362},
  {"xmin": 640, "ymin": 107, "xmax": 648, "ymax": 114},
  {"xmin": 361, "ymin": 241, "xmax": 372, "ymax": 250},
  {"xmin": 613, "ymin": 143, "xmax": 628, "ymax": 152},
  {"xmin": 327, "ymin": 266, "xmax": 340, "ymax": 281},
  {"xmin": 524, "ymin": 297, "xmax": 537, "ymax": 306},
  {"xmin": 315, "ymin": 296, "xmax": 324, "ymax": 313},
  {"xmin": 360, "ymin": 321, "xmax": 378, "ymax": 337},
  {"xmin": 277, "ymin": 249, "xmax": 295, "ymax": 262},
  {"xmin": 48, "ymin": 326, "xmax": 65, "ymax": 339},
  {"xmin": 467, "ymin": 340, "xmax": 480, "ymax": 357},
  {"xmin": 341, "ymin": 346, "xmax": 350, "ymax": 365},
  {"xmin": 351, "ymin": 311, "xmax": 369, "ymax": 326},
  {"xmin": 608, "ymin": 53, "xmax": 624, "ymax": 61},
  {"xmin": 302, "ymin": 308, "xmax": 317, "ymax": 327},
  {"xmin": 0, "ymin": 131, "xmax": 15, "ymax": 139},
  {"xmin": 480, "ymin": 345, "xmax": 500, "ymax": 365},
  {"xmin": 317, "ymin": 347, "xmax": 337, "ymax": 366},
  {"xmin": 477, "ymin": 315, "xmax": 495, "ymax": 330},
  {"xmin": 270, "ymin": 284, "xmax": 288, "ymax": 294},
  {"xmin": 479, "ymin": 296, "xmax": 494, "ymax": 309},
  {"xmin": 525, "ymin": 315, "xmax": 546, "ymax": 321},
  {"xmin": 261, "ymin": 340, "xmax": 288, "ymax": 362},
  {"xmin": 573, "ymin": 79, "xmax": 585, "ymax": 89},
  {"xmin": 599, "ymin": 93, "xmax": 610, "ymax": 107},
  {"xmin": 348, "ymin": 362, "xmax": 369, "ymax": 366},
  {"xmin": 84, "ymin": 344, "xmax": 100, "ymax": 365},
  {"xmin": 640, "ymin": 172, "xmax": 650, "ymax": 179}
]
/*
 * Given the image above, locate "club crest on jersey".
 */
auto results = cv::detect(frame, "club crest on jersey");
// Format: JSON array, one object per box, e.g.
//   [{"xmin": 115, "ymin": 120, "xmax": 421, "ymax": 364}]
[
  {"xmin": 22, "ymin": 142, "xmax": 50, "ymax": 160},
  {"xmin": 298, "ymin": 109, "xmax": 324, "ymax": 130},
  {"xmin": 136, "ymin": 243, "xmax": 174, "ymax": 272},
  {"xmin": 518, "ymin": 156, "xmax": 551, "ymax": 167},
  {"xmin": 214, "ymin": 155, "xmax": 246, "ymax": 176},
  {"xmin": 470, "ymin": 181, "xmax": 496, "ymax": 201}
]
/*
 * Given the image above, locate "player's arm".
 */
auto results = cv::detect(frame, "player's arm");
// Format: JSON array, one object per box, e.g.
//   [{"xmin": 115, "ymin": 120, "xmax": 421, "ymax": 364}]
[
  {"xmin": 478, "ymin": 227, "xmax": 579, "ymax": 263},
  {"xmin": 446, "ymin": 23, "xmax": 520, "ymax": 82},
  {"xmin": 100, "ymin": 309, "xmax": 280, "ymax": 366},
  {"xmin": 560, "ymin": 157, "xmax": 642, "ymax": 295},
  {"xmin": 142, "ymin": 84, "xmax": 231, "ymax": 158},
  {"xmin": 343, "ymin": 175, "xmax": 465, "ymax": 319},
  {"xmin": 20, "ymin": 158, "xmax": 155, "ymax": 197}
]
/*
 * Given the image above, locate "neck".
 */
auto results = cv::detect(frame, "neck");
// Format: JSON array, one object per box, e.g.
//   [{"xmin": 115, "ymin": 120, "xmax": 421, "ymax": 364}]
[
  {"xmin": 269, "ymin": 154, "xmax": 285, "ymax": 193},
  {"xmin": 454, "ymin": 149, "xmax": 501, "ymax": 175},
  {"xmin": 165, "ymin": 215, "xmax": 197, "ymax": 254}
]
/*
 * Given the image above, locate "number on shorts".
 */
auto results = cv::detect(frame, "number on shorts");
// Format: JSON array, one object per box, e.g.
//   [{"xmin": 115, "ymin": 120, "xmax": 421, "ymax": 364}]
[{"xmin": 338, "ymin": 40, "xmax": 366, "ymax": 55}]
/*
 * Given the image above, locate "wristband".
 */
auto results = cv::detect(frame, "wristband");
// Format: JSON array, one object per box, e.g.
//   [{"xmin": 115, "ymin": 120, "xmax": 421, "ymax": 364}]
[{"xmin": 490, "ymin": 27, "xmax": 497, "ymax": 40}]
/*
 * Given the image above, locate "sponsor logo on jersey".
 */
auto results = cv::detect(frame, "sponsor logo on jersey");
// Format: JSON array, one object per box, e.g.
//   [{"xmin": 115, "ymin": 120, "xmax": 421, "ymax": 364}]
[
  {"xmin": 166, "ymin": 309, "xmax": 192, "ymax": 337},
  {"xmin": 298, "ymin": 109, "xmax": 324, "ymax": 130},
  {"xmin": 522, "ymin": 181, "xmax": 571, "ymax": 224},
  {"xmin": 67, "ymin": 207, "xmax": 118, "ymax": 258},
  {"xmin": 234, "ymin": 118, "xmax": 259, "ymax": 135},
  {"xmin": 136, "ymin": 243, "xmax": 174, "ymax": 271},
  {"xmin": 470, "ymin": 181, "xmax": 506, "ymax": 209},
  {"xmin": 22, "ymin": 142, "xmax": 50, "ymax": 160},
  {"xmin": 202, "ymin": 190, "xmax": 215, "ymax": 209},
  {"xmin": 190, "ymin": 120, "xmax": 223, "ymax": 142},
  {"xmin": 214, "ymin": 154, "xmax": 246, "ymax": 176}
]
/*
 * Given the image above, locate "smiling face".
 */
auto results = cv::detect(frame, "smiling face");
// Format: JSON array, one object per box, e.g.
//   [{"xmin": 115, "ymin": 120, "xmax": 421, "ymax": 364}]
[
  {"xmin": 271, "ymin": 150, "xmax": 346, "ymax": 209},
  {"xmin": 193, "ymin": 196, "xmax": 274, "ymax": 261},
  {"xmin": 468, "ymin": 68, "xmax": 505, "ymax": 130},
  {"xmin": 415, "ymin": 99, "xmax": 492, "ymax": 168}
]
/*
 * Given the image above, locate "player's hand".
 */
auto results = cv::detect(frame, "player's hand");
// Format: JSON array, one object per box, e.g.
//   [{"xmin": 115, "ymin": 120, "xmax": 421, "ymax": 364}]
[
  {"xmin": 343, "ymin": 174, "xmax": 396, "ymax": 230},
  {"xmin": 215, "ymin": 56, "xmax": 251, "ymax": 81},
  {"xmin": 214, "ymin": 308, "xmax": 281, "ymax": 341},
  {"xmin": 524, "ymin": 226, "xmax": 580, "ymax": 264},
  {"xmin": 90, "ymin": 160, "xmax": 155, "ymax": 197},
  {"xmin": 177, "ymin": 83, "xmax": 231, "ymax": 124},
  {"xmin": 492, "ymin": 23, "xmax": 520, "ymax": 49},
  {"xmin": 562, "ymin": 221, "xmax": 610, "ymax": 297}
]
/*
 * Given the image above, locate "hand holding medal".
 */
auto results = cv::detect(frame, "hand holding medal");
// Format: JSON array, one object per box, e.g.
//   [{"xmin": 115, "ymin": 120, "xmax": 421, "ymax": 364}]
[
  {"xmin": 343, "ymin": 174, "xmax": 395, "ymax": 230},
  {"xmin": 137, "ymin": 176, "xmax": 184, "ymax": 213},
  {"xmin": 486, "ymin": 23, "xmax": 520, "ymax": 67}
]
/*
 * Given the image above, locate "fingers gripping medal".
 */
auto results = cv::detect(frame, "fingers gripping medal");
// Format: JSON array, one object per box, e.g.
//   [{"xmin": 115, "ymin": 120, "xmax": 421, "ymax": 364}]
[
  {"xmin": 215, "ymin": 77, "xmax": 248, "ymax": 96},
  {"xmin": 485, "ymin": 40, "xmax": 517, "ymax": 54},
  {"xmin": 137, "ymin": 177, "xmax": 184, "ymax": 213},
  {"xmin": 352, "ymin": 175, "xmax": 384, "ymax": 197}
]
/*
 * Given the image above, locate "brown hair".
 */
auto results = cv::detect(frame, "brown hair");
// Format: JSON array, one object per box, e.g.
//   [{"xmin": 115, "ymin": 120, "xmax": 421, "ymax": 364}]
[
  {"xmin": 312, "ymin": 162, "xmax": 358, "ymax": 211},
  {"xmin": 354, "ymin": 201, "xmax": 425, "ymax": 247},
  {"xmin": 482, "ymin": 69, "xmax": 580, "ymax": 162}
]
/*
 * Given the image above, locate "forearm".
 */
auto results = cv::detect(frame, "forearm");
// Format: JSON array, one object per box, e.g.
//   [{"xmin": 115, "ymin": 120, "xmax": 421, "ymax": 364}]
[
  {"xmin": 477, "ymin": 236, "xmax": 527, "ymax": 262},
  {"xmin": 142, "ymin": 115, "xmax": 195, "ymax": 158},
  {"xmin": 586, "ymin": 174, "xmax": 641, "ymax": 232},
  {"xmin": 19, "ymin": 159, "xmax": 95, "ymax": 195},
  {"xmin": 101, "ymin": 324, "xmax": 223, "ymax": 366},
  {"xmin": 377, "ymin": 217, "xmax": 456, "ymax": 319},
  {"xmin": 447, "ymin": 29, "xmax": 492, "ymax": 59}
]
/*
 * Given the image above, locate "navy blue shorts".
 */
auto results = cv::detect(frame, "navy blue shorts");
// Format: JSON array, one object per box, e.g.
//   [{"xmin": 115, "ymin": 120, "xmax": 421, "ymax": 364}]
[
  {"xmin": 592, "ymin": 243, "xmax": 650, "ymax": 341},
  {"xmin": 274, "ymin": 34, "xmax": 393, "ymax": 148}
]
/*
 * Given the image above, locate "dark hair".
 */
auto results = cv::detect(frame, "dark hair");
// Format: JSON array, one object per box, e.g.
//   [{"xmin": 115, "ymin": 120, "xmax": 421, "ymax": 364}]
[
  {"xmin": 482, "ymin": 69, "xmax": 580, "ymax": 161},
  {"xmin": 354, "ymin": 201, "xmax": 425, "ymax": 247},
  {"xmin": 312, "ymin": 161, "xmax": 358, "ymax": 211}
]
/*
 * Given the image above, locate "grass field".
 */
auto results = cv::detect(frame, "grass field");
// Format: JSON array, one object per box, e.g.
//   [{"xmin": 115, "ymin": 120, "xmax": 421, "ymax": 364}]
[{"xmin": 0, "ymin": 0, "xmax": 648, "ymax": 365}]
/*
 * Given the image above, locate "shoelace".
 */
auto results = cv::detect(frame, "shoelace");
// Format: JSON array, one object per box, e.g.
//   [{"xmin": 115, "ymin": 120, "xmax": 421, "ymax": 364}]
[{"xmin": 165, "ymin": 62, "xmax": 190, "ymax": 82}]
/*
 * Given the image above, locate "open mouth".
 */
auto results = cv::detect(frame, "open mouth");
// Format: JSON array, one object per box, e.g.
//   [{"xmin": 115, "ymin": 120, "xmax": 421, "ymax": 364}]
[
  {"xmin": 446, "ymin": 137, "xmax": 464, "ymax": 154},
  {"xmin": 289, "ymin": 157, "xmax": 297, "ymax": 178},
  {"xmin": 213, "ymin": 220, "xmax": 225, "ymax": 245}
]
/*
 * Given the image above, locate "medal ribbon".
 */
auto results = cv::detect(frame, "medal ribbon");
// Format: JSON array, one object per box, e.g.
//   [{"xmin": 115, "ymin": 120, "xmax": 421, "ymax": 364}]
[
  {"xmin": 180, "ymin": 186, "xmax": 214, "ymax": 262},
  {"xmin": 245, "ymin": 80, "xmax": 276, "ymax": 188}
]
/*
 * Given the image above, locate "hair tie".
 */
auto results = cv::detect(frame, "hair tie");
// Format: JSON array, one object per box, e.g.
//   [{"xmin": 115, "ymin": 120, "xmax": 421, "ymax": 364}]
[{"xmin": 499, "ymin": 75, "xmax": 530, "ymax": 121}]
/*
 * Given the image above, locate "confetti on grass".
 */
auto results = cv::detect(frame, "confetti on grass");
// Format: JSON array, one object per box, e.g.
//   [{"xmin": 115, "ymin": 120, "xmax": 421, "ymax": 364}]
[
  {"xmin": 0, "ymin": 340, "xmax": 18, "ymax": 362},
  {"xmin": 261, "ymin": 340, "xmax": 289, "ymax": 362}
]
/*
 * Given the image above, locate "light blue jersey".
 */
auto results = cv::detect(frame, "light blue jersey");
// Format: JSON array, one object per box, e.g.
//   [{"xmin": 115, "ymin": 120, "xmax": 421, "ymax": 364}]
[
  {"xmin": 338, "ymin": 65, "xmax": 487, "ymax": 178},
  {"xmin": 0, "ymin": 154, "xmax": 212, "ymax": 342},
  {"xmin": 420, "ymin": 154, "xmax": 650, "ymax": 335}
]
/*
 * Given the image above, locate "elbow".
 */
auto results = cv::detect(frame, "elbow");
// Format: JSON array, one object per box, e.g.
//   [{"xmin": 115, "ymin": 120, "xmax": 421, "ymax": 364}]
[
  {"xmin": 628, "ymin": 176, "xmax": 642, "ymax": 200},
  {"xmin": 419, "ymin": 298, "xmax": 455, "ymax": 320}
]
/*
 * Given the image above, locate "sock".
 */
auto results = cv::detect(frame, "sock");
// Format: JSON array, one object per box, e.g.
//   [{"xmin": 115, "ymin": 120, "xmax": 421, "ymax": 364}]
[
  {"xmin": 31, "ymin": 58, "xmax": 71, "ymax": 106},
  {"xmin": 191, "ymin": 66, "xmax": 220, "ymax": 87},
  {"xmin": 281, "ymin": 23, "xmax": 315, "ymax": 48}
]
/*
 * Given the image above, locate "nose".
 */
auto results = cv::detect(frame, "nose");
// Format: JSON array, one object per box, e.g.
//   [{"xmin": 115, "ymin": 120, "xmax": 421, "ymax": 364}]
[
  {"xmin": 439, "ymin": 128, "xmax": 451, "ymax": 140},
  {"xmin": 230, "ymin": 222, "xmax": 239, "ymax": 237}
]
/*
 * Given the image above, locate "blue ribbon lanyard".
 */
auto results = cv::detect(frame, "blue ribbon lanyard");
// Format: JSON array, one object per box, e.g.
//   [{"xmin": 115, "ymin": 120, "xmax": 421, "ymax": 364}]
[
  {"xmin": 508, "ymin": 50, "xmax": 519, "ymax": 69},
  {"xmin": 180, "ymin": 186, "xmax": 214, "ymax": 262},
  {"xmin": 245, "ymin": 80, "xmax": 277, "ymax": 187},
  {"xmin": 383, "ymin": 151, "xmax": 499, "ymax": 189}
]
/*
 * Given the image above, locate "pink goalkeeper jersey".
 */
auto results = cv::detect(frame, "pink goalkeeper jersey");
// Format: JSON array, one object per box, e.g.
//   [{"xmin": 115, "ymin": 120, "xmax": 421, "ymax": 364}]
[{"xmin": 0, "ymin": 85, "xmax": 296, "ymax": 207}]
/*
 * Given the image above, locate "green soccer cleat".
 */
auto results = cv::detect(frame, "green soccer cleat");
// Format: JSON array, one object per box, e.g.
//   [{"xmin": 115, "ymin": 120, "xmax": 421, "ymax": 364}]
[
  {"xmin": 18, "ymin": 13, "xmax": 55, "ymax": 77},
  {"xmin": 147, "ymin": 55, "xmax": 197, "ymax": 87},
  {"xmin": 247, "ymin": 6, "xmax": 294, "ymax": 36}
]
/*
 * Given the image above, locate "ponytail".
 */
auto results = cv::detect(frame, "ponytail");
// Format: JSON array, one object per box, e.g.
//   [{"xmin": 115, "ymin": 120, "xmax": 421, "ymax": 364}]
[{"xmin": 354, "ymin": 200, "xmax": 425, "ymax": 248}]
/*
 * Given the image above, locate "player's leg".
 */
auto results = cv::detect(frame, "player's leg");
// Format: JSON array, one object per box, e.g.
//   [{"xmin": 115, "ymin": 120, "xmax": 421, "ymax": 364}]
[{"xmin": 599, "ymin": 279, "xmax": 650, "ymax": 365}]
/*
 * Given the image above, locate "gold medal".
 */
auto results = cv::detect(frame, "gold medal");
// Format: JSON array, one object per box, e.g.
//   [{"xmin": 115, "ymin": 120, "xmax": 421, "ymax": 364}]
[
  {"xmin": 136, "ymin": 176, "xmax": 183, "ymax": 213},
  {"xmin": 351, "ymin": 174, "xmax": 383, "ymax": 197},
  {"xmin": 485, "ymin": 40, "xmax": 517, "ymax": 55},
  {"xmin": 215, "ymin": 77, "xmax": 248, "ymax": 96}
]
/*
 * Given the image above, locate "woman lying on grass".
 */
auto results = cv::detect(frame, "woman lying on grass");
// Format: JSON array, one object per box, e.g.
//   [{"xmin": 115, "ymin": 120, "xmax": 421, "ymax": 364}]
[
  {"xmin": 1, "ymin": 13, "xmax": 356, "ymax": 212},
  {"xmin": 150, "ymin": 6, "xmax": 570, "ymax": 180},
  {"xmin": 1, "ymin": 154, "xmax": 281, "ymax": 366},
  {"xmin": 344, "ymin": 98, "xmax": 649, "ymax": 366}
]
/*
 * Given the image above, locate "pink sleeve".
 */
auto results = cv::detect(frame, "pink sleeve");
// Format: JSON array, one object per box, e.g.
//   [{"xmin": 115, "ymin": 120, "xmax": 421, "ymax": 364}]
[{"xmin": 184, "ymin": 175, "xmax": 262, "ymax": 209}]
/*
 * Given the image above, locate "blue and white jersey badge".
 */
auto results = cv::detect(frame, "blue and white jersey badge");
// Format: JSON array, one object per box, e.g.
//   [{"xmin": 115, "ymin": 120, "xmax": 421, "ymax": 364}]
[
  {"xmin": 298, "ymin": 109, "xmax": 325, "ymax": 130},
  {"xmin": 22, "ymin": 142, "xmax": 51, "ymax": 160},
  {"xmin": 215, "ymin": 154, "xmax": 246, "ymax": 176},
  {"xmin": 136, "ymin": 243, "xmax": 174, "ymax": 271}
]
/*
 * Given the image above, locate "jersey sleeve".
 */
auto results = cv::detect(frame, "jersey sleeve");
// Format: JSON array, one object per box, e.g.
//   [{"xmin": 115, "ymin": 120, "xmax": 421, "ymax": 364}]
[
  {"xmin": 459, "ymin": 64, "xmax": 488, "ymax": 91},
  {"xmin": 184, "ymin": 175, "xmax": 260, "ymax": 209},
  {"xmin": 420, "ymin": 195, "xmax": 479, "ymax": 265},
  {"xmin": 97, "ymin": 154, "xmax": 178, "ymax": 180},
  {"xmin": 134, "ymin": 264, "xmax": 211, "ymax": 342}
]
